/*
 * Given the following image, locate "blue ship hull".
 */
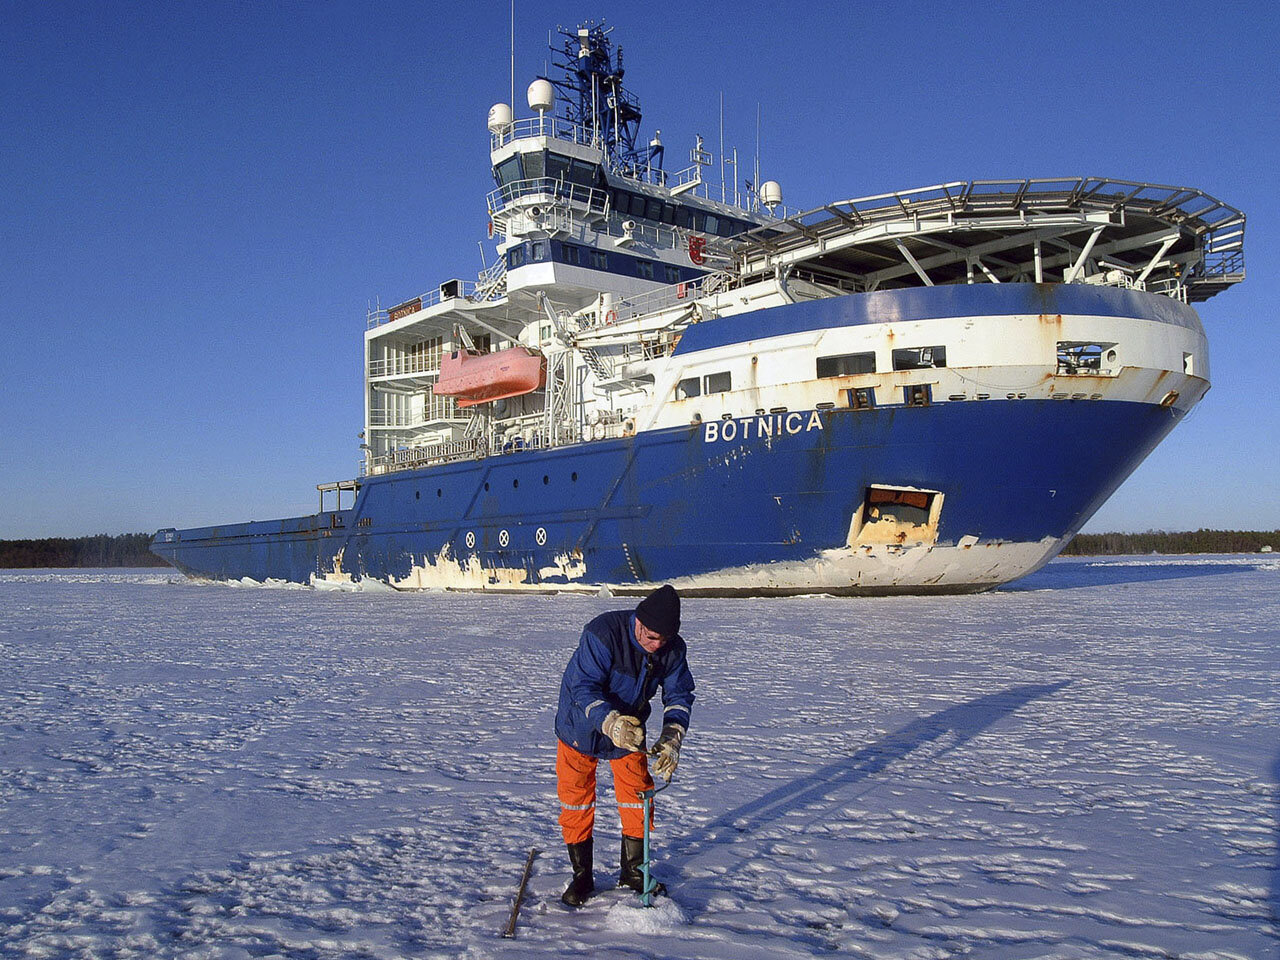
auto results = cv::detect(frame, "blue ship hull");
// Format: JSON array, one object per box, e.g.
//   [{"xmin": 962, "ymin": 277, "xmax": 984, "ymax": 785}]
[{"xmin": 151, "ymin": 395, "xmax": 1181, "ymax": 594}]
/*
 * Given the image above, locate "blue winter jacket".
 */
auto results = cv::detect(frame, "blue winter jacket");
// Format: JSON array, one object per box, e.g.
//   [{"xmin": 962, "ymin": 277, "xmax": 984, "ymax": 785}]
[{"xmin": 555, "ymin": 610, "xmax": 696, "ymax": 760}]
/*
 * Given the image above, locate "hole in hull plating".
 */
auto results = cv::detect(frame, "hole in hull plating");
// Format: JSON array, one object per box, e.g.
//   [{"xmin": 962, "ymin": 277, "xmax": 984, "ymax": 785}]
[{"xmin": 849, "ymin": 484, "xmax": 944, "ymax": 547}]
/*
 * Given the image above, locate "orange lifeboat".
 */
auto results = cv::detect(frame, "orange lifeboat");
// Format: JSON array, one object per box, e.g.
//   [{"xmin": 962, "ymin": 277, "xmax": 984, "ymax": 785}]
[{"xmin": 432, "ymin": 346, "xmax": 547, "ymax": 408}]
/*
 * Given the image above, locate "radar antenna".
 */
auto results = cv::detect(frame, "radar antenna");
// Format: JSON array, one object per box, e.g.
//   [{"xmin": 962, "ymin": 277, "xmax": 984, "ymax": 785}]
[{"xmin": 545, "ymin": 21, "xmax": 662, "ymax": 177}]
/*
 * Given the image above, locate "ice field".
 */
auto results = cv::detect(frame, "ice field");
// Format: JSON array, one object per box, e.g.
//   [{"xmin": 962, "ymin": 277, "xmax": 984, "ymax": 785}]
[{"xmin": 1, "ymin": 556, "xmax": 1277, "ymax": 959}]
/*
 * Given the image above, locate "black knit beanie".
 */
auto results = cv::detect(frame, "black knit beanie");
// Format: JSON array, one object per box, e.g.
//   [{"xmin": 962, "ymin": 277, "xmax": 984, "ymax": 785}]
[{"xmin": 635, "ymin": 584, "xmax": 680, "ymax": 637}]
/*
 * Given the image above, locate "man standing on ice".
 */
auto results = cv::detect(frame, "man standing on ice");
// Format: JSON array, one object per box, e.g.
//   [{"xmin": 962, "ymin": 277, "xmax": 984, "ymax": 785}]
[{"xmin": 554, "ymin": 584, "xmax": 695, "ymax": 907}]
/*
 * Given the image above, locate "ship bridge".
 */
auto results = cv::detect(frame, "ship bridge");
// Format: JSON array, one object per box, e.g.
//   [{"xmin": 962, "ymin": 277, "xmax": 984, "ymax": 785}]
[{"xmin": 720, "ymin": 177, "xmax": 1244, "ymax": 304}]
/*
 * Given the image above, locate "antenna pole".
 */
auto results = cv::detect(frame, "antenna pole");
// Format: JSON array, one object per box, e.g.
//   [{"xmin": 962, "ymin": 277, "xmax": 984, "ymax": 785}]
[
  {"xmin": 510, "ymin": 0, "xmax": 515, "ymax": 112},
  {"xmin": 719, "ymin": 91, "xmax": 725, "ymax": 204},
  {"xmin": 755, "ymin": 102, "xmax": 761, "ymax": 213}
]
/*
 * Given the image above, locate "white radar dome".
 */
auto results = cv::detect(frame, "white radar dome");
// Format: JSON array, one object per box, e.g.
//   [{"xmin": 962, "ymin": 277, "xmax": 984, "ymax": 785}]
[
  {"xmin": 760, "ymin": 180, "xmax": 783, "ymax": 210},
  {"xmin": 527, "ymin": 79, "xmax": 555, "ymax": 114},
  {"xmin": 487, "ymin": 102, "xmax": 513, "ymax": 133}
]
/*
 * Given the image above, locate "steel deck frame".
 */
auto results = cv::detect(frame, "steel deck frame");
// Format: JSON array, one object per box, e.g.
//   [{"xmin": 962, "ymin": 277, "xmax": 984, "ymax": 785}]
[{"xmin": 723, "ymin": 177, "xmax": 1244, "ymax": 303}]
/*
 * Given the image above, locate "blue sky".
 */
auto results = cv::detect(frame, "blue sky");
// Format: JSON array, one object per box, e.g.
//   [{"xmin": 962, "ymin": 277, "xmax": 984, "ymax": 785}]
[{"xmin": 1, "ymin": 0, "xmax": 1276, "ymax": 539}]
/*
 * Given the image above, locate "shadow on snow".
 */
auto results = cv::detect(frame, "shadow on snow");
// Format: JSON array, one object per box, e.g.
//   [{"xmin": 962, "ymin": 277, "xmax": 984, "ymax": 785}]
[
  {"xmin": 1272, "ymin": 747, "xmax": 1280, "ymax": 925},
  {"xmin": 667, "ymin": 681, "xmax": 1071, "ymax": 911}
]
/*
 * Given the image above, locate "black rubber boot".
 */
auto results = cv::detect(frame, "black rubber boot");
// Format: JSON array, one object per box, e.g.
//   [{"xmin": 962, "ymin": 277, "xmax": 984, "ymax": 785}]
[
  {"xmin": 618, "ymin": 835, "xmax": 665, "ymax": 896},
  {"xmin": 561, "ymin": 838, "xmax": 595, "ymax": 907}
]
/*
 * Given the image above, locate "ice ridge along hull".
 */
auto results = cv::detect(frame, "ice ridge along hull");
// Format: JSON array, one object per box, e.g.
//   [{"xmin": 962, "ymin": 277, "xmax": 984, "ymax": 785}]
[{"xmin": 151, "ymin": 395, "xmax": 1182, "ymax": 595}]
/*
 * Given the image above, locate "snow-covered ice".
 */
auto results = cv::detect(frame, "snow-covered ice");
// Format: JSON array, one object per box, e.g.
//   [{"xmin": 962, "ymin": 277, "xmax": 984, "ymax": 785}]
[{"xmin": 0, "ymin": 556, "xmax": 1276, "ymax": 958}]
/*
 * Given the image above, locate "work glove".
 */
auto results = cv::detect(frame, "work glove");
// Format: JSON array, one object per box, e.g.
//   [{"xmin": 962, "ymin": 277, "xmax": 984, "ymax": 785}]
[
  {"xmin": 601, "ymin": 710, "xmax": 645, "ymax": 752},
  {"xmin": 649, "ymin": 724, "xmax": 684, "ymax": 780}
]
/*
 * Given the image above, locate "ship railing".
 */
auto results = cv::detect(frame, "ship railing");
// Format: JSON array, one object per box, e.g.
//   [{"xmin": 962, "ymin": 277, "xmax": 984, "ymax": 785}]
[
  {"xmin": 1203, "ymin": 247, "xmax": 1244, "ymax": 278},
  {"xmin": 490, "ymin": 116, "xmax": 598, "ymax": 151},
  {"xmin": 1146, "ymin": 278, "xmax": 1189, "ymax": 303},
  {"xmin": 471, "ymin": 257, "xmax": 509, "ymax": 302},
  {"xmin": 368, "ymin": 411, "xmax": 433, "ymax": 428},
  {"xmin": 487, "ymin": 177, "xmax": 609, "ymax": 216},
  {"xmin": 738, "ymin": 177, "xmax": 1246, "ymax": 259},
  {"xmin": 594, "ymin": 271, "xmax": 734, "ymax": 327},
  {"xmin": 597, "ymin": 215, "xmax": 682, "ymax": 250},
  {"xmin": 368, "ymin": 355, "xmax": 441, "ymax": 379},
  {"xmin": 366, "ymin": 281, "xmax": 480, "ymax": 329},
  {"xmin": 613, "ymin": 163, "xmax": 799, "ymax": 220},
  {"xmin": 363, "ymin": 437, "xmax": 487, "ymax": 476}
]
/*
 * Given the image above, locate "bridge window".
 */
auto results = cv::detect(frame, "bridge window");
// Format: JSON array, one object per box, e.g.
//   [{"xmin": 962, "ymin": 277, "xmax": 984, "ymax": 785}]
[
  {"xmin": 523, "ymin": 151, "xmax": 545, "ymax": 179},
  {"xmin": 635, "ymin": 260, "xmax": 655, "ymax": 280},
  {"xmin": 545, "ymin": 152, "xmax": 571, "ymax": 182},
  {"xmin": 567, "ymin": 158, "xmax": 600, "ymax": 187},
  {"xmin": 817, "ymin": 352, "xmax": 876, "ymax": 377},
  {"xmin": 495, "ymin": 155, "xmax": 523, "ymax": 186},
  {"xmin": 892, "ymin": 346, "xmax": 947, "ymax": 370}
]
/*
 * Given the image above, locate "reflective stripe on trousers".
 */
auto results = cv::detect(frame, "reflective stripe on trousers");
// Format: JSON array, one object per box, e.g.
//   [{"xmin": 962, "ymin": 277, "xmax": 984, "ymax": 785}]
[{"xmin": 556, "ymin": 739, "xmax": 655, "ymax": 844}]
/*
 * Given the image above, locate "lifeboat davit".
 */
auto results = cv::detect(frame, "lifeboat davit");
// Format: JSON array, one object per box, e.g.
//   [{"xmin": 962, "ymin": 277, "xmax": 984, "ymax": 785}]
[{"xmin": 432, "ymin": 346, "xmax": 547, "ymax": 408}]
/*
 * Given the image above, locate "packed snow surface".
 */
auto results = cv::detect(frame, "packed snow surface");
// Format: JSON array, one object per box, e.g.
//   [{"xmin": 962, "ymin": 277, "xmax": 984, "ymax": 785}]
[{"xmin": 1, "ymin": 556, "xmax": 1277, "ymax": 958}]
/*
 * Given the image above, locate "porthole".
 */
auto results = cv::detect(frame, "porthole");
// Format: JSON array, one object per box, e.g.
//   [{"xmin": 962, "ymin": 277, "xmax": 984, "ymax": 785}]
[
  {"xmin": 415, "ymin": 491, "xmax": 420, "ymax": 500},
  {"xmin": 571, "ymin": 472, "xmax": 578, "ymax": 482},
  {"xmin": 437, "ymin": 488, "xmax": 442, "ymax": 497},
  {"xmin": 484, "ymin": 482, "xmax": 490, "ymax": 492},
  {"xmin": 513, "ymin": 478, "xmax": 519, "ymax": 489},
  {"xmin": 543, "ymin": 475, "xmax": 549, "ymax": 485}
]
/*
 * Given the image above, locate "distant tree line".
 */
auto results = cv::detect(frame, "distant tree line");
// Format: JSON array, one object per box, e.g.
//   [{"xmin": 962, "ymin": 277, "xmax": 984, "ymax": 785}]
[
  {"xmin": 1063, "ymin": 529, "xmax": 1278, "ymax": 555},
  {"xmin": 0, "ymin": 533, "xmax": 170, "ymax": 568}
]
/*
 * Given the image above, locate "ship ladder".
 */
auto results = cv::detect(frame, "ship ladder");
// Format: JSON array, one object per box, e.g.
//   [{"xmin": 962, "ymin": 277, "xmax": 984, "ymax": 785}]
[{"xmin": 581, "ymin": 347, "xmax": 614, "ymax": 382}]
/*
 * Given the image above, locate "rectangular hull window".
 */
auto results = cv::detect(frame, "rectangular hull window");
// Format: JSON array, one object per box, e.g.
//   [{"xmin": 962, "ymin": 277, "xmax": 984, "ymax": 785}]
[
  {"xmin": 703, "ymin": 371, "xmax": 732, "ymax": 394},
  {"xmin": 1057, "ymin": 341, "xmax": 1117, "ymax": 375},
  {"xmin": 675, "ymin": 377, "xmax": 701, "ymax": 400},
  {"xmin": 892, "ymin": 346, "xmax": 946, "ymax": 370},
  {"xmin": 817, "ymin": 352, "xmax": 876, "ymax": 377}
]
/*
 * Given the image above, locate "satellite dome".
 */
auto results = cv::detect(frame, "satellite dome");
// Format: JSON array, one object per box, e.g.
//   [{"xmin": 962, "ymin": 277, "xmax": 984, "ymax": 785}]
[
  {"xmin": 527, "ymin": 79, "xmax": 554, "ymax": 114},
  {"xmin": 487, "ymin": 102, "xmax": 513, "ymax": 133},
  {"xmin": 760, "ymin": 180, "xmax": 783, "ymax": 210}
]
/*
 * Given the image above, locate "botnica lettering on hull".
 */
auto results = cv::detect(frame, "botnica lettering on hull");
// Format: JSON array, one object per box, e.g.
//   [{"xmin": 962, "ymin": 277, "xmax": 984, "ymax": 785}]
[{"xmin": 703, "ymin": 411, "xmax": 823, "ymax": 443}]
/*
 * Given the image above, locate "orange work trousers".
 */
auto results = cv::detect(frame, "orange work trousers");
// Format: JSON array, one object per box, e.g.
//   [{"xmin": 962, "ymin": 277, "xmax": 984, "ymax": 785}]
[{"xmin": 557, "ymin": 739, "xmax": 655, "ymax": 844}]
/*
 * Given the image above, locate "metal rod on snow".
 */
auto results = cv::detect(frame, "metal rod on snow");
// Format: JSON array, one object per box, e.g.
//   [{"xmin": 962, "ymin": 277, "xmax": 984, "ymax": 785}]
[
  {"xmin": 501, "ymin": 847, "xmax": 538, "ymax": 938},
  {"xmin": 637, "ymin": 777, "xmax": 672, "ymax": 907}
]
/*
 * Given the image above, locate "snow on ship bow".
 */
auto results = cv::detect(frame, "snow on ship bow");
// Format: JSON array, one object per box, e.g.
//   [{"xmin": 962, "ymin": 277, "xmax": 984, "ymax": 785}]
[{"xmin": 151, "ymin": 21, "xmax": 1246, "ymax": 595}]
